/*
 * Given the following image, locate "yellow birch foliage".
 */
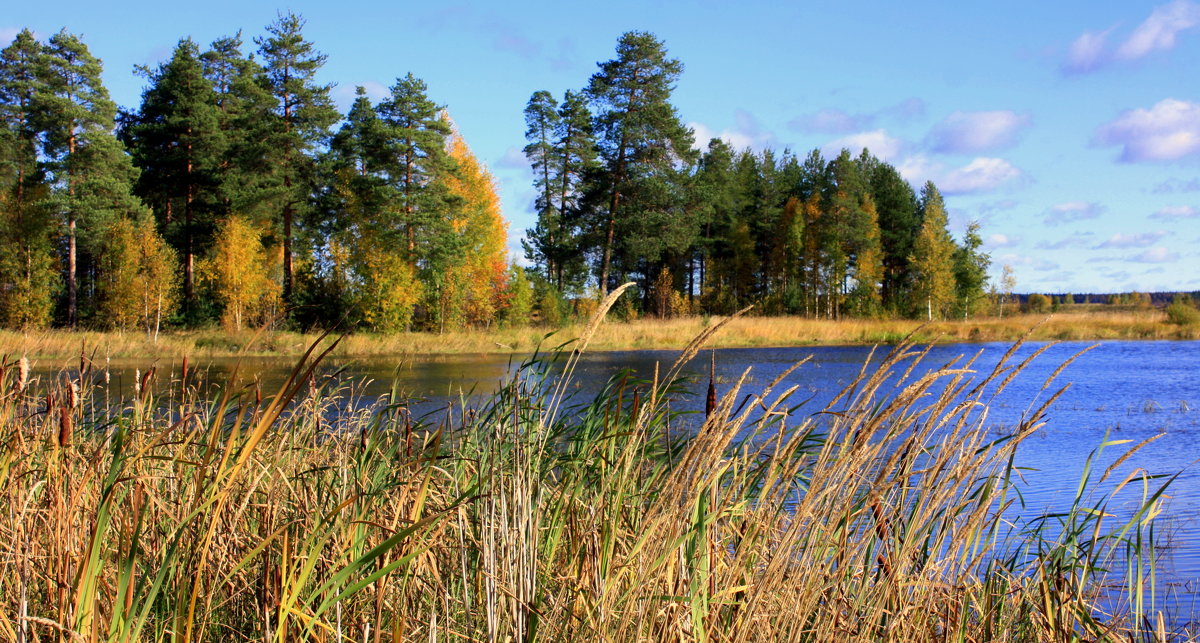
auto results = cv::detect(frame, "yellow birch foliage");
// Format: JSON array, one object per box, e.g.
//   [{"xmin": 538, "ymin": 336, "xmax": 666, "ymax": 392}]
[
  {"xmin": 100, "ymin": 217, "xmax": 178, "ymax": 333},
  {"xmin": 207, "ymin": 215, "xmax": 281, "ymax": 331},
  {"xmin": 850, "ymin": 194, "xmax": 884, "ymax": 317},
  {"xmin": 0, "ymin": 188, "xmax": 57, "ymax": 330},
  {"xmin": 441, "ymin": 126, "xmax": 509, "ymax": 326},
  {"xmin": 354, "ymin": 236, "xmax": 422, "ymax": 332}
]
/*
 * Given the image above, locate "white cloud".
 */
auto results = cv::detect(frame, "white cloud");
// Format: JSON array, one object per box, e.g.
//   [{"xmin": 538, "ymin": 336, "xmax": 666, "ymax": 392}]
[
  {"xmin": 1063, "ymin": 29, "xmax": 1112, "ymax": 74},
  {"xmin": 985, "ymin": 233, "xmax": 1021, "ymax": 248},
  {"xmin": 1132, "ymin": 246, "xmax": 1180, "ymax": 263},
  {"xmin": 820, "ymin": 129, "xmax": 904, "ymax": 161},
  {"xmin": 1036, "ymin": 232, "xmax": 1095, "ymax": 250},
  {"xmin": 895, "ymin": 154, "xmax": 940, "ymax": 184},
  {"xmin": 1150, "ymin": 204, "xmax": 1199, "ymax": 219},
  {"xmin": 496, "ymin": 147, "xmax": 529, "ymax": 170},
  {"xmin": 1116, "ymin": 0, "xmax": 1200, "ymax": 60},
  {"xmin": 938, "ymin": 158, "xmax": 1023, "ymax": 194},
  {"xmin": 689, "ymin": 110, "xmax": 776, "ymax": 152},
  {"xmin": 1094, "ymin": 230, "xmax": 1168, "ymax": 248},
  {"xmin": 928, "ymin": 110, "xmax": 1031, "ymax": 154},
  {"xmin": 1044, "ymin": 201, "xmax": 1105, "ymax": 226},
  {"xmin": 789, "ymin": 98, "xmax": 926, "ymax": 134},
  {"xmin": 1063, "ymin": 2, "xmax": 1200, "ymax": 74},
  {"xmin": 1094, "ymin": 99, "xmax": 1200, "ymax": 162}
]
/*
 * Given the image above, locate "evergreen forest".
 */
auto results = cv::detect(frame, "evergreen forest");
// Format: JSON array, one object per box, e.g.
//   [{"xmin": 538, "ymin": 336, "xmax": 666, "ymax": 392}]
[{"xmin": 0, "ymin": 19, "xmax": 990, "ymax": 334}]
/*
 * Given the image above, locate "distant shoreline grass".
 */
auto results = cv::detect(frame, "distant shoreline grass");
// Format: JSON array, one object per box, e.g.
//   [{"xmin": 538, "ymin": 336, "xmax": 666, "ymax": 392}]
[{"xmin": 1, "ymin": 308, "xmax": 1196, "ymax": 360}]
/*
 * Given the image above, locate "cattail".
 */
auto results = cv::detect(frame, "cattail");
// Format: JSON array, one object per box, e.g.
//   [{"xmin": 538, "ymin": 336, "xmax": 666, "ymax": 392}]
[
  {"xmin": 180, "ymin": 356, "xmax": 189, "ymax": 393},
  {"xmin": 134, "ymin": 369, "xmax": 141, "ymax": 396},
  {"xmin": 104, "ymin": 357, "xmax": 111, "ymax": 386},
  {"xmin": 16, "ymin": 357, "xmax": 29, "ymax": 392},
  {"xmin": 65, "ymin": 378, "xmax": 79, "ymax": 410},
  {"xmin": 139, "ymin": 367, "xmax": 155, "ymax": 403},
  {"xmin": 58, "ymin": 407, "xmax": 72, "ymax": 447}
]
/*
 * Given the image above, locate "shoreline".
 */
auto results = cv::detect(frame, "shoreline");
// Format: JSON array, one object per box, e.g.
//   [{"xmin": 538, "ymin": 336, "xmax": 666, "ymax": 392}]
[{"xmin": 2, "ymin": 309, "xmax": 1196, "ymax": 361}]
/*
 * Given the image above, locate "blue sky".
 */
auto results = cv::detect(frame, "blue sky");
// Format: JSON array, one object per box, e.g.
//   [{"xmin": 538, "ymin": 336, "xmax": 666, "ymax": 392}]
[{"xmin": 5, "ymin": 0, "xmax": 1198, "ymax": 294}]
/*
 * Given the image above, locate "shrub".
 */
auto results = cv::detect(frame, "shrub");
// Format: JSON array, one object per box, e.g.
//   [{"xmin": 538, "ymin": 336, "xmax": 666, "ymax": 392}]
[
  {"xmin": 1023, "ymin": 292, "xmax": 1052, "ymax": 314},
  {"xmin": 1166, "ymin": 295, "xmax": 1200, "ymax": 326}
]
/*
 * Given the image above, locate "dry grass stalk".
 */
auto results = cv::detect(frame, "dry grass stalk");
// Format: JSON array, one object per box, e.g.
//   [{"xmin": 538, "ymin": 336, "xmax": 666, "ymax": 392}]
[{"xmin": 0, "ymin": 310, "xmax": 1185, "ymax": 641}]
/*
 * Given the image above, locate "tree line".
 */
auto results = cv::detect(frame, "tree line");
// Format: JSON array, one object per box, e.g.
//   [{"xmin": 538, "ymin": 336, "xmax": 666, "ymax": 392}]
[
  {"xmin": 1, "ymin": 21, "xmax": 990, "ymax": 335},
  {"xmin": 0, "ymin": 14, "xmax": 512, "ymax": 334},
  {"xmin": 523, "ymin": 31, "xmax": 990, "ymax": 320}
]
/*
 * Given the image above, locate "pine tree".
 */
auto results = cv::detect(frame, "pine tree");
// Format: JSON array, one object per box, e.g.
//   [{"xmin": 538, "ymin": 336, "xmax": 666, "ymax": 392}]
[
  {"xmin": 522, "ymin": 90, "xmax": 561, "ymax": 282},
  {"xmin": 585, "ymin": 31, "xmax": 696, "ymax": 294},
  {"xmin": 867, "ymin": 160, "xmax": 920, "ymax": 314},
  {"xmin": 201, "ymin": 33, "xmax": 278, "ymax": 224},
  {"xmin": 523, "ymin": 89, "xmax": 596, "ymax": 292},
  {"xmin": 37, "ymin": 29, "xmax": 129, "ymax": 326},
  {"xmin": 256, "ymin": 12, "xmax": 339, "ymax": 306},
  {"xmin": 377, "ymin": 74, "xmax": 461, "ymax": 328},
  {"xmin": 125, "ymin": 38, "xmax": 224, "ymax": 313},
  {"xmin": 0, "ymin": 30, "xmax": 57, "ymax": 329},
  {"xmin": 692, "ymin": 138, "xmax": 737, "ymax": 305},
  {"xmin": 909, "ymin": 182, "xmax": 957, "ymax": 320}
]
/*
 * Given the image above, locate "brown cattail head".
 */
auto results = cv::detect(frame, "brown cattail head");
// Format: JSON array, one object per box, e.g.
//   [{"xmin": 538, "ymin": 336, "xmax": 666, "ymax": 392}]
[
  {"xmin": 181, "ymin": 356, "xmax": 189, "ymax": 391},
  {"xmin": 139, "ymin": 367, "xmax": 155, "ymax": 403},
  {"xmin": 17, "ymin": 356, "xmax": 29, "ymax": 392},
  {"xmin": 65, "ymin": 377, "xmax": 79, "ymax": 410},
  {"xmin": 58, "ymin": 406, "xmax": 72, "ymax": 448}
]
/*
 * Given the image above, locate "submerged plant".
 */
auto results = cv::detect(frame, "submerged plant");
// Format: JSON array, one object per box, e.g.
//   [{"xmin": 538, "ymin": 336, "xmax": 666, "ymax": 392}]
[{"xmin": 0, "ymin": 298, "xmax": 1185, "ymax": 641}]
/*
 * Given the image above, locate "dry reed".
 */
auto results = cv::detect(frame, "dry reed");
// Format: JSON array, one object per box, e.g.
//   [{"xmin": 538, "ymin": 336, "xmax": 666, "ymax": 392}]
[{"xmin": 0, "ymin": 303, "xmax": 1187, "ymax": 641}]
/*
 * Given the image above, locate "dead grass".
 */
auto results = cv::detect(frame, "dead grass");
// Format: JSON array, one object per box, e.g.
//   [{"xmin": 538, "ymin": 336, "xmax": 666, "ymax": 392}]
[
  {"xmin": 0, "ymin": 309, "xmax": 1186, "ymax": 641},
  {"xmin": 0, "ymin": 308, "xmax": 1192, "ymax": 361}
]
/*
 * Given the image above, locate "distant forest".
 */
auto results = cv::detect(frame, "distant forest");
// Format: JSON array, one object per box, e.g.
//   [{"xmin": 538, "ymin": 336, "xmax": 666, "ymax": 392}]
[{"xmin": 1, "ymin": 17, "xmax": 1127, "ymax": 335}]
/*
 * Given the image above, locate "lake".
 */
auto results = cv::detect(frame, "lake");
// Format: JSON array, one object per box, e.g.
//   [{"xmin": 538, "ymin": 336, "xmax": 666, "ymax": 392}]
[{"xmin": 35, "ymin": 339, "xmax": 1200, "ymax": 621}]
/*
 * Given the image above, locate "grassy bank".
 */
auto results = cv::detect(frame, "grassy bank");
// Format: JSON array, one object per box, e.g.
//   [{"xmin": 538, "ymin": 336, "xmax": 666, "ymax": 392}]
[
  {"xmin": 1, "ymin": 308, "xmax": 1195, "ymax": 360},
  {"xmin": 0, "ymin": 293, "xmax": 1184, "ymax": 641}
]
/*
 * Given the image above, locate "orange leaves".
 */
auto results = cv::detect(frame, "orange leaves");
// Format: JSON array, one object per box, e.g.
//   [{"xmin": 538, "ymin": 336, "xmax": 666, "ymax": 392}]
[{"xmin": 440, "ymin": 125, "xmax": 510, "ymax": 326}]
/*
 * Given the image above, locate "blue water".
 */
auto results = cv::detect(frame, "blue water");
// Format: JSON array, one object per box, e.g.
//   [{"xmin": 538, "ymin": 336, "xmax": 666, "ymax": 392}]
[{"xmin": 48, "ymin": 339, "xmax": 1200, "ymax": 622}]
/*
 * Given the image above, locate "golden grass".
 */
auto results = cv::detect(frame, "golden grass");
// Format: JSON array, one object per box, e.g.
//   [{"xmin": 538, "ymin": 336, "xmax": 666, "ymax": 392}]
[
  {"xmin": 0, "ymin": 318, "xmax": 1185, "ymax": 641},
  {"xmin": 0, "ymin": 308, "xmax": 1192, "ymax": 361}
]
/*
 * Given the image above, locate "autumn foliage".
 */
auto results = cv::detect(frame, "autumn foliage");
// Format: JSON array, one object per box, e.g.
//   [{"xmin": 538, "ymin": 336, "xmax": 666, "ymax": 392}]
[{"xmin": 440, "ymin": 128, "xmax": 510, "ymax": 327}]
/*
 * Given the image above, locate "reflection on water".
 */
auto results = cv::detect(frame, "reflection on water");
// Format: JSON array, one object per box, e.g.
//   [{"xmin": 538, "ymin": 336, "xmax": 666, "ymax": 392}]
[{"xmin": 31, "ymin": 340, "xmax": 1200, "ymax": 617}]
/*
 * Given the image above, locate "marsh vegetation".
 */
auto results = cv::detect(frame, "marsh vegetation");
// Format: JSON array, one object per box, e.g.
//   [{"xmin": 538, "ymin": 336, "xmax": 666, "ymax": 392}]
[{"xmin": 0, "ymin": 291, "xmax": 1187, "ymax": 642}]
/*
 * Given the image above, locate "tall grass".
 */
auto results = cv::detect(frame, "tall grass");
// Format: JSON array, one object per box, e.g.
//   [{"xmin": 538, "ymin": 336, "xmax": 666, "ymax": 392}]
[
  {"xmin": 1, "ymin": 307, "xmax": 1194, "ymax": 361},
  {"xmin": 0, "ymin": 296, "xmax": 1186, "ymax": 641}
]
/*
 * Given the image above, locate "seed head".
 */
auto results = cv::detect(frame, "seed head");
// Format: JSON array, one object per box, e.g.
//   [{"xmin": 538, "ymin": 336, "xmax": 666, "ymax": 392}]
[{"xmin": 17, "ymin": 357, "xmax": 29, "ymax": 392}]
